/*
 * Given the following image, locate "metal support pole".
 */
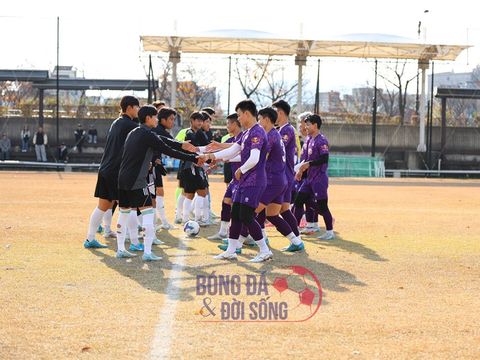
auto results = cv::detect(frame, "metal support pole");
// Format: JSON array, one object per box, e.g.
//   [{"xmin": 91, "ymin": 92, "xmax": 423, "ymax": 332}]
[
  {"xmin": 314, "ymin": 59, "xmax": 320, "ymax": 114},
  {"xmin": 56, "ymin": 16, "xmax": 60, "ymax": 148},
  {"xmin": 441, "ymin": 97, "xmax": 447, "ymax": 164},
  {"xmin": 371, "ymin": 59, "xmax": 378, "ymax": 157},
  {"xmin": 227, "ymin": 56, "xmax": 232, "ymax": 115},
  {"xmin": 38, "ymin": 89, "xmax": 44, "ymax": 128},
  {"xmin": 417, "ymin": 60, "xmax": 429, "ymax": 152}
]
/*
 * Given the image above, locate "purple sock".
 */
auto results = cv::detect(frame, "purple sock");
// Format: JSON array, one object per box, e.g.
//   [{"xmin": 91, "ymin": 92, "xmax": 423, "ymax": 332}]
[
  {"xmin": 246, "ymin": 219, "xmax": 263, "ymax": 241},
  {"xmin": 281, "ymin": 209, "xmax": 300, "ymax": 236},
  {"xmin": 256, "ymin": 209, "xmax": 266, "ymax": 229},
  {"xmin": 240, "ymin": 224, "xmax": 249, "ymax": 238},
  {"xmin": 305, "ymin": 206, "xmax": 318, "ymax": 223},
  {"xmin": 228, "ymin": 219, "xmax": 242, "ymax": 239},
  {"xmin": 292, "ymin": 205, "xmax": 304, "ymax": 225},
  {"xmin": 316, "ymin": 200, "xmax": 333, "ymax": 231},
  {"xmin": 221, "ymin": 202, "xmax": 231, "ymax": 222},
  {"xmin": 267, "ymin": 215, "xmax": 293, "ymax": 237}
]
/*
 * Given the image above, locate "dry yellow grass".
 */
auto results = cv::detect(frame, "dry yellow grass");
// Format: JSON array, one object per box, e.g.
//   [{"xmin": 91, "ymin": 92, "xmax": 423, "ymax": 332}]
[{"xmin": 0, "ymin": 172, "xmax": 479, "ymax": 359}]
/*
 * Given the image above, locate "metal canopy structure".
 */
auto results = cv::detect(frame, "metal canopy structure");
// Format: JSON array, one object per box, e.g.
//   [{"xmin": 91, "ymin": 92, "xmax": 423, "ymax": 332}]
[
  {"xmin": 140, "ymin": 31, "xmax": 469, "ymax": 153},
  {"xmin": 31, "ymin": 79, "xmax": 150, "ymax": 91},
  {"xmin": 435, "ymin": 87, "xmax": 480, "ymax": 161},
  {"xmin": 0, "ymin": 69, "xmax": 150, "ymax": 125},
  {"xmin": 141, "ymin": 35, "xmax": 467, "ymax": 61}
]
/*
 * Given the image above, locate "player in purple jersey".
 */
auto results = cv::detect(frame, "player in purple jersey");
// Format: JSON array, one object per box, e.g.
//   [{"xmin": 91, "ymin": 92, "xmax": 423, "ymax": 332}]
[
  {"xmin": 294, "ymin": 114, "xmax": 335, "ymax": 240},
  {"xmin": 255, "ymin": 107, "xmax": 305, "ymax": 252},
  {"xmin": 217, "ymin": 107, "xmax": 305, "ymax": 254},
  {"xmin": 205, "ymin": 100, "xmax": 273, "ymax": 262},
  {"xmin": 293, "ymin": 112, "xmax": 321, "ymax": 234},
  {"xmin": 272, "ymin": 100, "xmax": 301, "ymax": 239},
  {"xmin": 208, "ymin": 113, "xmax": 243, "ymax": 240}
]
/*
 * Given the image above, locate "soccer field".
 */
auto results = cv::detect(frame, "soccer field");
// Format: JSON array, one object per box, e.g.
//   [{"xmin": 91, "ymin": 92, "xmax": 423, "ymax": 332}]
[{"xmin": 1, "ymin": 172, "xmax": 479, "ymax": 359}]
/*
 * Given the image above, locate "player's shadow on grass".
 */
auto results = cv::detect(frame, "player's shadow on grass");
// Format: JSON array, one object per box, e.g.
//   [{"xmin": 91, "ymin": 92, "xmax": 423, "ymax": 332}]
[
  {"xmin": 88, "ymin": 230, "xmax": 369, "ymax": 305},
  {"xmin": 89, "ymin": 232, "xmax": 202, "ymax": 301},
  {"xmin": 301, "ymin": 231, "xmax": 388, "ymax": 262}
]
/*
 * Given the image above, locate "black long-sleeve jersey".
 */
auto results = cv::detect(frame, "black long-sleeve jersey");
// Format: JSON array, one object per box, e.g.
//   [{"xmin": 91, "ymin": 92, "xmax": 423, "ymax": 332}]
[
  {"xmin": 98, "ymin": 114, "xmax": 138, "ymax": 178},
  {"xmin": 119, "ymin": 125, "xmax": 198, "ymax": 190},
  {"xmin": 151, "ymin": 123, "xmax": 181, "ymax": 163},
  {"xmin": 179, "ymin": 128, "xmax": 209, "ymax": 172}
]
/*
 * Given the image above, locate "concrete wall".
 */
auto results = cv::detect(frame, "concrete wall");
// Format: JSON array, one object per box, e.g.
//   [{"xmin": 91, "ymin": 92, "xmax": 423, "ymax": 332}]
[{"xmin": 1, "ymin": 117, "xmax": 479, "ymax": 166}]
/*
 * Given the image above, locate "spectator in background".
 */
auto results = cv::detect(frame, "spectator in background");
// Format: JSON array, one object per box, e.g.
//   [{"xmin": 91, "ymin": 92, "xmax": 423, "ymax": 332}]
[
  {"xmin": 58, "ymin": 143, "xmax": 69, "ymax": 162},
  {"xmin": 20, "ymin": 125, "xmax": 30, "ymax": 152},
  {"xmin": 74, "ymin": 124, "xmax": 86, "ymax": 153},
  {"xmin": 88, "ymin": 124, "xmax": 98, "ymax": 144},
  {"xmin": 0, "ymin": 133, "xmax": 12, "ymax": 160},
  {"xmin": 153, "ymin": 100, "xmax": 166, "ymax": 110},
  {"xmin": 33, "ymin": 126, "xmax": 48, "ymax": 162}
]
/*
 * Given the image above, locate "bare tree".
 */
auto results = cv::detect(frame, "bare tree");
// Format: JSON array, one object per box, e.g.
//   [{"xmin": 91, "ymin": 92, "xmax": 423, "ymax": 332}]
[
  {"xmin": 254, "ymin": 65, "xmax": 298, "ymax": 106},
  {"xmin": 235, "ymin": 56, "xmax": 271, "ymax": 99},
  {"xmin": 378, "ymin": 60, "xmax": 418, "ymax": 124}
]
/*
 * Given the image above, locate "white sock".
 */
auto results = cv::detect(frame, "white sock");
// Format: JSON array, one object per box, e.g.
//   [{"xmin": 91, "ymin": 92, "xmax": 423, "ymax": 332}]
[
  {"xmin": 195, "ymin": 195, "xmax": 205, "ymax": 221},
  {"xmin": 287, "ymin": 232, "xmax": 302, "ymax": 245},
  {"xmin": 326, "ymin": 230, "xmax": 334, "ymax": 235},
  {"xmin": 176, "ymin": 194, "xmax": 185, "ymax": 220},
  {"xmin": 182, "ymin": 198, "xmax": 193, "ymax": 223},
  {"xmin": 142, "ymin": 209, "xmax": 155, "ymax": 255},
  {"xmin": 87, "ymin": 207, "xmax": 105, "ymax": 241},
  {"xmin": 306, "ymin": 222, "xmax": 314, "ymax": 228},
  {"xmin": 156, "ymin": 196, "xmax": 169, "ymax": 224},
  {"xmin": 256, "ymin": 238, "xmax": 270, "ymax": 253},
  {"xmin": 313, "ymin": 222, "xmax": 319, "ymax": 228},
  {"xmin": 103, "ymin": 209, "xmax": 113, "ymax": 234},
  {"xmin": 127, "ymin": 211, "xmax": 139, "ymax": 245},
  {"xmin": 203, "ymin": 196, "xmax": 210, "ymax": 222},
  {"xmin": 137, "ymin": 213, "xmax": 143, "ymax": 228},
  {"xmin": 238, "ymin": 235, "xmax": 247, "ymax": 248},
  {"xmin": 190, "ymin": 195, "xmax": 197, "ymax": 218},
  {"xmin": 116, "ymin": 209, "xmax": 130, "ymax": 252},
  {"xmin": 219, "ymin": 221, "xmax": 229, "ymax": 236},
  {"xmin": 226, "ymin": 238, "xmax": 239, "ymax": 253},
  {"xmin": 261, "ymin": 228, "xmax": 267, "ymax": 239}
]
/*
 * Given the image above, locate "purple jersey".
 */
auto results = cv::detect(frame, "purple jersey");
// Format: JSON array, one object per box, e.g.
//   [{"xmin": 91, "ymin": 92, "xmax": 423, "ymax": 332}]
[
  {"xmin": 226, "ymin": 131, "xmax": 244, "ymax": 176},
  {"xmin": 236, "ymin": 123, "xmax": 267, "ymax": 187},
  {"xmin": 279, "ymin": 123, "xmax": 297, "ymax": 181},
  {"xmin": 265, "ymin": 128, "xmax": 287, "ymax": 186},
  {"xmin": 306, "ymin": 133, "xmax": 329, "ymax": 184}
]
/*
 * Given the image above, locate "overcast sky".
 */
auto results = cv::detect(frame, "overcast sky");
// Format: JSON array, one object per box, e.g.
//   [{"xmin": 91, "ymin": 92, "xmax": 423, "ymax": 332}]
[{"xmin": 1, "ymin": 0, "xmax": 479, "ymax": 105}]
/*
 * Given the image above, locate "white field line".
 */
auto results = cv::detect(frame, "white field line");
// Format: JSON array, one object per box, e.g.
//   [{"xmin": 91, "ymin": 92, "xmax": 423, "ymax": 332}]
[{"xmin": 149, "ymin": 240, "xmax": 188, "ymax": 360}]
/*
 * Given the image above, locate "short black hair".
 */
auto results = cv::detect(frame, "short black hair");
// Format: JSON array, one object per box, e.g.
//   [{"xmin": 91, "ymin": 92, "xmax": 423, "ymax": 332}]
[
  {"xmin": 305, "ymin": 114, "xmax": 322, "ymax": 128},
  {"xmin": 235, "ymin": 99, "xmax": 257, "ymax": 117},
  {"xmin": 201, "ymin": 111, "xmax": 211, "ymax": 121},
  {"xmin": 120, "ymin": 96, "xmax": 140, "ymax": 112},
  {"xmin": 138, "ymin": 105, "xmax": 158, "ymax": 124},
  {"xmin": 272, "ymin": 99, "xmax": 291, "ymax": 116},
  {"xmin": 153, "ymin": 100, "xmax": 166, "ymax": 109},
  {"xmin": 158, "ymin": 107, "xmax": 177, "ymax": 121},
  {"xmin": 258, "ymin": 107, "xmax": 278, "ymax": 124},
  {"xmin": 226, "ymin": 113, "xmax": 240, "ymax": 127},
  {"xmin": 190, "ymin": 111, "xmax": 205, "ymax": 121},
  {"xmin": 201, "ymin": 107, "xmax": 215, "ymax": 116}
]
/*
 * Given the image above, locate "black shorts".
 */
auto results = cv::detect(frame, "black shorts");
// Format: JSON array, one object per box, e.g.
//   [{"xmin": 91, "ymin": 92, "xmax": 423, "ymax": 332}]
[
  {"xmin": 94, "ymin": 173, "xmax": 118, "ymax": 201},
  {"xmin": 182, "ymin": 169, "xmax": 207, "ymax": 194},
  {"xmin": 118, "ymin": 188, "xmax": 153, "ymax": 208},
  {"xmin": 154, "ymin": 166, "xmax": 164, "ymax": 187}
]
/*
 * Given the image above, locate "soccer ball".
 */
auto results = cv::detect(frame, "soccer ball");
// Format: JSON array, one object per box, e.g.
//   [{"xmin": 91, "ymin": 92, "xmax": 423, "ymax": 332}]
[{"xmin": 183, "ymin": 220, "xmax": 200, "ymax": 237}]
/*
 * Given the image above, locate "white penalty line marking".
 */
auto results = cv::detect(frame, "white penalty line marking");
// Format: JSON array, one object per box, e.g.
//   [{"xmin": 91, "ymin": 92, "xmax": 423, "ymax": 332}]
[{"xmin": 149, "ymin": 238, "xmax": 188, "ymax": 359}]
